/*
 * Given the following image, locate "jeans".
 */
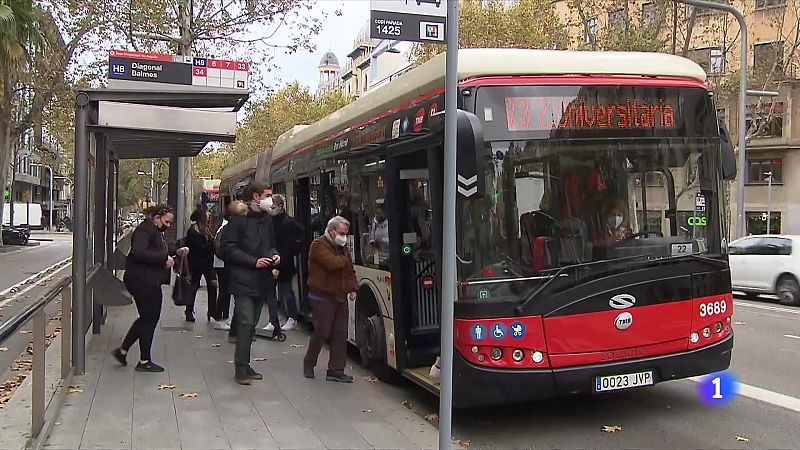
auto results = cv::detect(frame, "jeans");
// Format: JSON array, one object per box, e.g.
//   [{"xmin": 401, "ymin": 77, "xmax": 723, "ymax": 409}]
[
  {"xmin": 303, "ymin": 293, "xmax": 349, "ymax": 374},
  {"xmin": 277, "ymin": 278, "xmax": 299, "ymax": 320},
  {"xmin": 233, "ymin": 295, "xmax": 264, "ymax": 367}
]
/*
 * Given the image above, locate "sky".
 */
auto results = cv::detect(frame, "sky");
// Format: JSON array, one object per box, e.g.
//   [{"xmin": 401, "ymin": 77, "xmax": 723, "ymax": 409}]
[{"xmin": 269, "ymin": 0, "xmax": 371, "ymax": 90}]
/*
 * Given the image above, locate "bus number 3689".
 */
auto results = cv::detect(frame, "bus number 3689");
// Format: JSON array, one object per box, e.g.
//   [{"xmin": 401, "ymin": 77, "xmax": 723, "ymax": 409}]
[{"xmin": 699, "ymin": 300, "xmax": 727, "ymax": 317}]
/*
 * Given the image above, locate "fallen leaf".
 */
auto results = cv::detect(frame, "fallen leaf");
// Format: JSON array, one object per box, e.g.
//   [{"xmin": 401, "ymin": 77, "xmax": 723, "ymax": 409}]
[
  {"xmin": 211, "ymin": 343, "xmax": 221, "ymax": 348},
  {"xmin": 363, "ymin": 376, "xmax": 378, "ymax": 384},
  {"xmin": 424, "ymin": 413, "xmax": 439, "ymax": 422},
  {"xmin": 68, "ymin": 386, "xmax": 83, "ymax": 393},
  {"xmin": 20, "ymin": 330, "xmax": 31, "ymax": 334},
  {"xmin": 157, "ymin": 384, "xmax": 176, "ymax": 390},
  {"xmin": 194, "ymin": 335, "xmax": 203, "ymax": 338},
  {"xmin": 734, "ymin": 321, "xmax": 746, "ymax": 326},
  {"xmin": 602, "ymin": 425, "xmax": 622, "ymax": 433},
  {"xmin": 735, "ymin": 436, "xmax": 749, "ymax": 442},
  {"xmin": 452, "ymin": 439, "xmax": 472, "ymax": 448},
  {"xmin": 226, "ymin": 360, "xmax": 234, "ymax": 364},
  {"xmin": 0, "ymin": 347, "xmax": 8, "ymax": 352},
  {"xmin": 289, "ymin": 344, "xmax": 304, "ymax": 348},
  {"xmin": 402, "ymin": 400, "xmax": 413, "ymax": 409},
  {"xmin": 54, "ymin": 422, "xmax": 62, "ymax": 426},
  {"xmin": 179, "ymin": 392, "xmax": 198, "ymax": 399},
  {"xmin": 253, "ymin": 357, "xmax": 267, "ymax": 362}
]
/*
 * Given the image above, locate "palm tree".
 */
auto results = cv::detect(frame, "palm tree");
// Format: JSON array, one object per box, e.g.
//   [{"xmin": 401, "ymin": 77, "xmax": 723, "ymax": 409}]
[{"xmin": 0, "ymin": 0, "xmax": 42, "ymax": 245}]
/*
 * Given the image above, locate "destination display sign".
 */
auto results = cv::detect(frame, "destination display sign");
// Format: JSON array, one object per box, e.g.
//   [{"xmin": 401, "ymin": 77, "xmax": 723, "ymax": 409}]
[{"xmin": 108, "ymin": 50, "xmax": 250, "ymax": 90}]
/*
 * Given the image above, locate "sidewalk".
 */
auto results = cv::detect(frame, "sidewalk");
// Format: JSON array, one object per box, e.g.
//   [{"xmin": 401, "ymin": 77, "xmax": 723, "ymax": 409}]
[{"xmin": 43, "ymin": 287, "xmax": 440, "ymax": 450}]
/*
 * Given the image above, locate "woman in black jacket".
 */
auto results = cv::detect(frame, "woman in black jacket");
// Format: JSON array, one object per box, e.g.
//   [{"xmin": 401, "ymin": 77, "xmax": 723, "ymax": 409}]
[
  {"xmin": 112, "ymin": 205, "xmax": 187, "ymax": 372},
  {"xmin": 185, "ymin": 209, "xmax": 218, "ymax": 323}
]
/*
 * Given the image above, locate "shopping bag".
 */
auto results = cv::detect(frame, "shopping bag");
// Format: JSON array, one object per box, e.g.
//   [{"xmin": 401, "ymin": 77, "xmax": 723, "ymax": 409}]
[{"xmin": 171, "ymin": 257, "xmax": 191, "ymax": 306}]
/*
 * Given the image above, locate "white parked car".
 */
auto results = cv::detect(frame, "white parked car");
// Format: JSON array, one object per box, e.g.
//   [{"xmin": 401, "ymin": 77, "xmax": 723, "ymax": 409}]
[{"xmin": 728, "ymin": 235, "xmax": 800, "ymax": 306}]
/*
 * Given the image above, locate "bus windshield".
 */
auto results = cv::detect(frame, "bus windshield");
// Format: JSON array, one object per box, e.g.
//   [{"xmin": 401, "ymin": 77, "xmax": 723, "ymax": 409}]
[{"xmin": 455, "ymin": 139, "xmax": 726, "ymax": 288}]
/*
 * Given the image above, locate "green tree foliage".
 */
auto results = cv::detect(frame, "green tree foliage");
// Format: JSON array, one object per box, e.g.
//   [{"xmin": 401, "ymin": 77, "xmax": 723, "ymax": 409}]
[
  {"xmin": 411, "ymin": 0, "xmax": 570, "ymax": 65},
  {"xmin": 194, "ymin": 149, "xmax": 230, "ymax": 180},
  {"xmin": 229, "ymin": 82, "xmax": 352, "ymax": 161}
]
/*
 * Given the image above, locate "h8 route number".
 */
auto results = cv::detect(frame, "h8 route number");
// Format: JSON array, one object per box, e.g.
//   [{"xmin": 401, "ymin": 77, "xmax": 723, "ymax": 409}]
[
  {"xmin": 699, "ymin": 300, "xmax": 727, "ymax": 318},
  {"xmin": 376, "ymin": 25, "xmax": 401, "ymax": 36}
]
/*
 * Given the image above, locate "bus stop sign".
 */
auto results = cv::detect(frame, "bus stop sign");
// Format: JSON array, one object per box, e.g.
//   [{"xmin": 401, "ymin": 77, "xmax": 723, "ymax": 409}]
[{"xmin": 370, "ymin": 0, "xmax": 446, "ymax": 42}]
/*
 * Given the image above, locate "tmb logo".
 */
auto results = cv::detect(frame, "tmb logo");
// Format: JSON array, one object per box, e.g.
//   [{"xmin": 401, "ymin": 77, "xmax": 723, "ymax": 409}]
[{"xmin": 413, "ymin": 108, "xmax": 425, "ymax": 133}]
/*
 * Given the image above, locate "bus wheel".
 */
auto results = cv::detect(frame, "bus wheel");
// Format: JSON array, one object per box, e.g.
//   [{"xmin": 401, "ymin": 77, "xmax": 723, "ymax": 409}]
[
  {"xmin": 777, "ymin": 275, "xmax": 800, "ymax": 306},
  {"xmin": 357, "ymin": 296, "xmax": 399, "ymax": 383}
]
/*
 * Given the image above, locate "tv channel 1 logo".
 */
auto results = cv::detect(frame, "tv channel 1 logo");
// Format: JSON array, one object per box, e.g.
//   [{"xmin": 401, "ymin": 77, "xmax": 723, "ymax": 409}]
[
  {"xmin": 697, "ymin": 371, "xmax": 739, "ymax": 406},
  {"xmin": 419, "ymin": 21, "xmax": 444, "ymax": 42}
]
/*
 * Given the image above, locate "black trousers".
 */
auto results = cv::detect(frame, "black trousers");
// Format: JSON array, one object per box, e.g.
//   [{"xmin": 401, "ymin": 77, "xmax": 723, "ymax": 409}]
[
  {"xmin": 215, "ymin": 267, "xmax": 231, "ymax": 320},
  {"xmin": 187, "ymin": 267, "xmax": 217, "ymax": 318},
  {"xmin": 122, "ymin": 281, "xmax": 163, "ymax": 361}
]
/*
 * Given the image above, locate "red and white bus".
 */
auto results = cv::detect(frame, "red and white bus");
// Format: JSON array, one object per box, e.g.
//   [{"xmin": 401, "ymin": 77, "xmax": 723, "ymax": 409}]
[{"xmin": 254, "ymin": 49, "xmax": 736, "ymax": 407}]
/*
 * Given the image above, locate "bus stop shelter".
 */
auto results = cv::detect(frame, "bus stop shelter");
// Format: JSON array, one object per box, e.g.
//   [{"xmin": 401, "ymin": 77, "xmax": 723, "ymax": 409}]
[{"xmin": 71, "ymin": 87, "xmax": 248, "ymax": 374}]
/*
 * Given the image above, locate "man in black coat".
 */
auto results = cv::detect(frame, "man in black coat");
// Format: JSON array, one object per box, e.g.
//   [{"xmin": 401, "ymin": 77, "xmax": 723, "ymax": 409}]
[
  {"xmin": 263, "ymin": 194, "xmax": 303, "ymax": 332},
  {"xmin": 219, "ymin": 181, "xmax": 282, "ymax": 385}
]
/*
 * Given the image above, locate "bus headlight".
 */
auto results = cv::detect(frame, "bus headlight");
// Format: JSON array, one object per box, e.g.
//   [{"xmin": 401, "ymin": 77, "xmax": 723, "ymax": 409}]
[
  {"xmin": 714, "ymin": 322, "xmax": 723, "ymax": 333},
  {"xmin": 490, "ymin": 348, "xmax": 503, "ymax": 361},
  {"xmin": 532, "ymin": 351, "xmax": 544, "ymax": 364},
  {"xmin": 703, "ymin": 327, "xmax": 712, "ymax": 338},
  {"xmin": 511, "ymin": 349, "xmax": 524, "ymax": 362},
  {"xmin": 477, "ymin": 354, "xmax": 486, "ymax": 362},
  {"xmin": 471, "ymin": 346, "xmax": 479, "ymax": 354},
  {"xmin": 690, "ymin": 332, "xmax": 700, "ymax": 343}
]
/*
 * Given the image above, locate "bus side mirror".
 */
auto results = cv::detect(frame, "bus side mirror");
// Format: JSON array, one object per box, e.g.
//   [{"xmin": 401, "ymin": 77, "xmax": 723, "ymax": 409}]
[
  {"xmin": 719, "ymin": 121, "xmax": 737, "ymax": 181},
  {"xmin": 456, "ymin": 110, "xmax": 486, "ymax": 198}
]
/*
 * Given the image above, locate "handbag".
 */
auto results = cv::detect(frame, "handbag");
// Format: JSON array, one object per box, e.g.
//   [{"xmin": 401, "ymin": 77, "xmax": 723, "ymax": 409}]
[{"xmin": 171, "ymin": 256, "xmax": 192, "ymax": 306}]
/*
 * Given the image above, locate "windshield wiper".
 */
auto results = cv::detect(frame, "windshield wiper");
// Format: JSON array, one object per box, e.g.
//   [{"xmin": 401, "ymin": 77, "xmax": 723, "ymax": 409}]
[{"xmin": 515, "ymin": 254, "xmax": 652, "ymax": 315}]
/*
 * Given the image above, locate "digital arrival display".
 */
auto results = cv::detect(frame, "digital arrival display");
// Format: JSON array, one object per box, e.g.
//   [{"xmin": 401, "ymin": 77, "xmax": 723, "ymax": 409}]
[{"xmin": 108, "ymin": 50, "xmax": 250, "ymax": 90}]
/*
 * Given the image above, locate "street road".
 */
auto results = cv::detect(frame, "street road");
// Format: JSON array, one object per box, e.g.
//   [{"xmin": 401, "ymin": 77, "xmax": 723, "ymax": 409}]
[
  {"xmin": 0, "ymin": 233, "xmax": 73, "ymax": 293},
  {"xmin": 0, "ymin": 234, "xmax": 72, "ymax": 382},
  {"xmin": 398, "ymin": 296, "xmax": 800, "ymax": 449}
]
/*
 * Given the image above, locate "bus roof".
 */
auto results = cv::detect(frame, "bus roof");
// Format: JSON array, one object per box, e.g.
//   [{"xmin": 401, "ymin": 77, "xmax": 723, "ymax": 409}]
[
  {"xmin": 272, "ymin": 48, "xmax": 708, "ymax": 163},
  {"xmin": 219, "ymin": 153, "xmax": 258, "ymax": 184}
]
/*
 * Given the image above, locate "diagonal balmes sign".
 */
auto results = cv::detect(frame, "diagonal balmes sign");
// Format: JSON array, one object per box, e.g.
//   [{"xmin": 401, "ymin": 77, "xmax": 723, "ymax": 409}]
[{"xmin": 370, "ymin": 0, "xmax": 447, "ymax": 42}]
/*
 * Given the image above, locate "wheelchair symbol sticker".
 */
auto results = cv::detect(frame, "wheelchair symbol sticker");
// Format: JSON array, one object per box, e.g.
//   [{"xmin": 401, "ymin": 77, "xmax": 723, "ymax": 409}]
[
  {"xmin": 471, "ymin": 324, "xmax": 487, "ymax": 341},
  {"xmin": 510, "ymin": 322, "xmax": 526, "ymax": 339},
  {"xmin": 491, "ymin": 323, "xmax": 507, "ymax": 340}
]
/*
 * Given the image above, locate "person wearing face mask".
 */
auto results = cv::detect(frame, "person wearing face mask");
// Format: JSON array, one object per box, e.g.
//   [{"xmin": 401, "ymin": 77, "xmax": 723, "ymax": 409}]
[
  {"xmin": 262, "ymin": 194, "xmax": 304, "ymax": 332},
  {"xmin": 368, "ymin": 199, "xmax": 389, "ymax": 267},
  {"xmin": 218, "ymin": 181, "xmax": 282, "ymax": 385},
  {"xmin": 112, "ymin": 205, "xmax": 189, "ymax": 372},
  {"xmin": 303, "ymin": 216, "xmax": 358, "ymax": 383},
  {"xmin": 605, "ymin": 200, "xmax": 633, "ymax": 242}
]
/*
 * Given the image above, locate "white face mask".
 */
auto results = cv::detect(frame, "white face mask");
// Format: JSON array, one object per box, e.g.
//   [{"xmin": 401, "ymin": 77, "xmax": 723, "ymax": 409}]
[
  {"xmin": 609, "ymin": 215, "xmax": 623, "ymax": 229},
  {"xmin": 259, "ymin": 197, "xmax": 273, "ymax": 211},
  {"xmin": 334, "ymin": 234, "xmax": 348, "ymax": 247}
]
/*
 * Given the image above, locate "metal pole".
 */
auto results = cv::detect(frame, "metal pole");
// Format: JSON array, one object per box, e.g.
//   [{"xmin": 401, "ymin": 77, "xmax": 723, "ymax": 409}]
[
  {"xmin": 72, "ymin": 92, "xmax": 90, "ymax": 375},
  {"xmin": 48, "ymin": 166, "xmax": 53, "ymax": 231},
  {"xmin": 677, "ymin": 0, "xmax": 747, "ymax": 238},
  {"xmin": 766, "ymin": 171, "xmax": 772, "ymax": 234},
  {"xmin": 150, "ymin": 160, "xmax": 155, "ymax": 206},
  {"xmin": 440, "ymin": 1, "xmax": 458, "ymax": 449}
]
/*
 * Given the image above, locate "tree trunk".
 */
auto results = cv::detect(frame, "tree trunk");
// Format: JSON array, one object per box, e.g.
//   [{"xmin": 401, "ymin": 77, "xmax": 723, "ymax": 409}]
[{"xmin": 0, "ymin": 66, "xmax": 15, "ymax": 245}]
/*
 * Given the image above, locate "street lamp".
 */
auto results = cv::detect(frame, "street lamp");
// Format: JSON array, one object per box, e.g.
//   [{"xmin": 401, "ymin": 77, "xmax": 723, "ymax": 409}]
[{"xmin": 30, "ymin": 163, "xmax": 52, "ymax": 230}]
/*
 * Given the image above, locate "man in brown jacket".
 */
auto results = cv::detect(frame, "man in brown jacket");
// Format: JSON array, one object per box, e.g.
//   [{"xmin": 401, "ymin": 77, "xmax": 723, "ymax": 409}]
[{"xmin": 303, "ymin": 216, "xmax": 358, "ymax": 382}]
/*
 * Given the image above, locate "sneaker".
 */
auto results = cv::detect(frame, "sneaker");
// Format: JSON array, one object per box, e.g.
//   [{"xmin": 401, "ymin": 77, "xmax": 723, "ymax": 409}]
[
  {"xmin": 326, "ymin": 372, "xmax": 354, "ymax": 383},
  {"xmin": 212, "ymin": 319, "xmax": 231, "ymax": 331},
  {"xmin": 135, "ymin": 361, "xmax": 165, "ymax": 373},
  {"xmin": 262, "ymin": 322, "xmax": 275, "ymax": 332},
  {"xmin": 246, "ymin": 366, "xmax": 263, "ymax": 380},
  {"xmin": 112, "ymin": 348, "xmax": 127, "ymax": 366},
  {"xmin": 281, "ymin": 318, "xmax": 297, "ymax": 331}
]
